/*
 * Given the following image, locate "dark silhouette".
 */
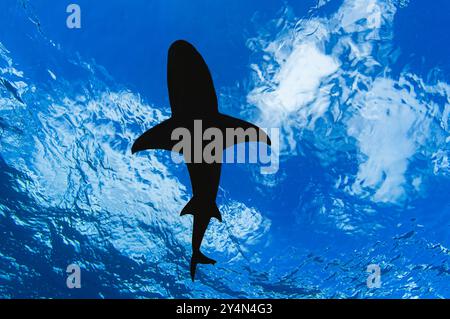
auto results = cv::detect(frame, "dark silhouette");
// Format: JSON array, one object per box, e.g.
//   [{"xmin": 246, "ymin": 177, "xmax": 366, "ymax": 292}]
[
  {"xmin": 132, "ymin": 40, "xmax": 271, "ymax": 281},
  {"xmin": 0, "ymin": 78, "xmax": 24, "ymax": 104}
]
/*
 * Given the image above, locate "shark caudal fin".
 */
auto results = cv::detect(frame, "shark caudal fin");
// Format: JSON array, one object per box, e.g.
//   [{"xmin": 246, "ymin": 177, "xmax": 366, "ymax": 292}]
[
  {"xmin": 131, "ymin": 118, "xmax": 180, "ymax": 154},
  {"xmin": 180, "ymin": 197, "xmax": 222, "ymax": 222}
]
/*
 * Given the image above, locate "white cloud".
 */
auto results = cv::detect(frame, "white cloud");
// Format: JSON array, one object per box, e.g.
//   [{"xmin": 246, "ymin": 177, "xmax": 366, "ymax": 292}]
[
  {"xmin": 248, "ymin": 43, "xmax": 339, "ymax": 116},
  {"xmin": 247, "ymin": 0, "xmax": 450, "ymax": 203},
  {"xmin": 347, "ymin": 77, "xmax": 429, "ymax": 202}
]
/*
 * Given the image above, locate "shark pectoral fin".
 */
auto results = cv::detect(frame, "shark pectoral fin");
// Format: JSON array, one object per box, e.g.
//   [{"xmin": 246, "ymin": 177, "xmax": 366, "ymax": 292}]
[
  {"xmin": 217, "ymin": 114, "xmax": 272, "ymax": 149},
  {"xmin": 131, "ymin": 118, "xmax": 179, "ymax": 154},
  {"xmin": 180, "ymin": 197, "xmax": 222, "ymax": 222}
]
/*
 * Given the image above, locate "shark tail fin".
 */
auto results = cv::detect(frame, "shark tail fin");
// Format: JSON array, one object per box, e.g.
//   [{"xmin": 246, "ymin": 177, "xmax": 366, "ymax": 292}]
[{"xmin": 180, "ymin": 197, "xmax": 222, "ymax": 222}]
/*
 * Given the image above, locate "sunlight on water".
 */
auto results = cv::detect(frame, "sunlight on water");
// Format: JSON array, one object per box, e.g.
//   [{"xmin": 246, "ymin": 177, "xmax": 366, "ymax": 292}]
[{"xmin": 0, "ymin": 0, "xmax": 448, "ymax": 298}]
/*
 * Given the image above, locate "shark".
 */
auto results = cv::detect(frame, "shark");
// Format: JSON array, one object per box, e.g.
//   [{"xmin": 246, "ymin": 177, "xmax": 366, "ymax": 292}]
[{"xmin": 131, "ymin": 40, "xmax": 271, "ymax": 281}]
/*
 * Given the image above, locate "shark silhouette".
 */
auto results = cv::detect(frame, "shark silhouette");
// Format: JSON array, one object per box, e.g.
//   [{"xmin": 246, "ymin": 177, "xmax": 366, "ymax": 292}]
[{"xmin": 132, "ymin": 40, "xmax": 271, "ymax": 281}]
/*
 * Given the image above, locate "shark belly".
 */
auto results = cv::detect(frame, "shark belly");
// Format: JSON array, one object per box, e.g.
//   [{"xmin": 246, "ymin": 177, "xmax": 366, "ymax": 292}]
[
  {"xmin": 178, "ymin": 162, "xmax": 222, "ymax": 222},
  {"xmin": 187, "ymin": 162, "xmax": 221, "ymax": 203}
]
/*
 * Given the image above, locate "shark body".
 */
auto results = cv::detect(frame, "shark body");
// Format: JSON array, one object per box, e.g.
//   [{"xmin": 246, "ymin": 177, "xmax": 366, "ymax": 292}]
[{"xmin": 132, "ymin": 40, "xmax": 270, "ymax": 280}]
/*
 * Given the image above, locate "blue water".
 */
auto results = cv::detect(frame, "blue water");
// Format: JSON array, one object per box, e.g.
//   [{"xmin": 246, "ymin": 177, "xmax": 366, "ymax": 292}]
[{"xmin": 0, "ymin": 0, "xmax": 449, "ymax": 298}]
